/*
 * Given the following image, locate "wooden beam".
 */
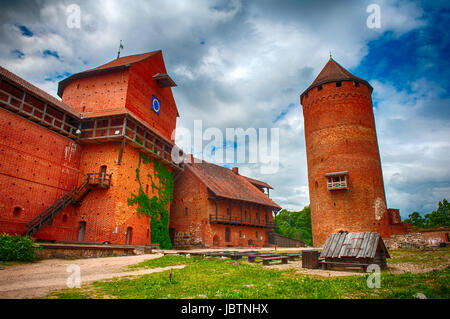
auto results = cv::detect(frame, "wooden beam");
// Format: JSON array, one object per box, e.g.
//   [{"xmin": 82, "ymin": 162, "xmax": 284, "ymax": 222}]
[
  {"xmin": 117, "ymin": 138, "xmax": 126, "ymax": 165},
  {"xmin": 19, "ymin": 92, "xmax": 26, "ymax": 111}
]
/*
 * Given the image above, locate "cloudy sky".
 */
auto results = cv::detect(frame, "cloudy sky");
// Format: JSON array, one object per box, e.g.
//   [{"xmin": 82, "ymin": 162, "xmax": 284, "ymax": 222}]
[{"xmin": 1, "ymin": 0, "xmax": 449, "ymax": 218}]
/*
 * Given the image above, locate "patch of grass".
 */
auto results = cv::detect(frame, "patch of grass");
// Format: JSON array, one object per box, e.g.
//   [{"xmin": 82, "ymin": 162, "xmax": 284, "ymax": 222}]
[
  {"xmin": 128, "ymin": 254, "xmax": 196, "ymax": 270},
  {"xmin": 389, "ymin": 248, "xmax": 450, "ymax": 266},
  {"xmin": 45, "ymin": 291, "xmax": 92, "ymax": 299},
  {"xmin": 48, "ymin": 256, "xmax": 450, "ymax": 299}
]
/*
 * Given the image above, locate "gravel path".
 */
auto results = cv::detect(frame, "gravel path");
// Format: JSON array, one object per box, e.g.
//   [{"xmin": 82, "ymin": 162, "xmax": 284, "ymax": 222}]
[{"xmin": 0, "ymin": 253, "xmax": 184, "ymax": 299}]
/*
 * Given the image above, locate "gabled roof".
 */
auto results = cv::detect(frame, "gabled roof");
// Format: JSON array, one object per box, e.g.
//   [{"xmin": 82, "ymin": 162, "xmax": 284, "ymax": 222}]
[
  {"xmin": 186, "ymin": 161, "xmax": 281, "ymax": 209},
  {"xmin": 57, "ymin": 50, "xmax": 170, "ymax": 97},
  {"xmin": 300, "ymin": 58, "xmax": 373, "ymax": 101},
  {"xmin": 320, "ymin": 232, "xmax": 390, "ymax": 259},
  {"xmin": 0, "ymin": 66, "xmax": 80, "ymax": 117},
  {"xmin": 242, "ymin": 175, "xmax": 273, "ymax": 189}
]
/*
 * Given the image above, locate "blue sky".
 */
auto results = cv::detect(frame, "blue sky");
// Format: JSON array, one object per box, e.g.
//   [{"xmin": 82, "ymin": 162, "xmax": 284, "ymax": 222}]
[{"xmin": 0, "ymin": 0, "xmax": 448, "ymax": 218}]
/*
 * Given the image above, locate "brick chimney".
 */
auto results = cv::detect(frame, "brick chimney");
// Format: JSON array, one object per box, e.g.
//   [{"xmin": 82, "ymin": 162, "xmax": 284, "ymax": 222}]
[{"xmin": 232, "ymin": 167, "xmax": 239, "ymax": 174}]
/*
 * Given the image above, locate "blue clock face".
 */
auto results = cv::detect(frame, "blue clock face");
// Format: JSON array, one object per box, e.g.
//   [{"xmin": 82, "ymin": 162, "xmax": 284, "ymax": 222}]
[{"xmin": 151, "ymin": 95, "xmax": 160, "ymax": 114}]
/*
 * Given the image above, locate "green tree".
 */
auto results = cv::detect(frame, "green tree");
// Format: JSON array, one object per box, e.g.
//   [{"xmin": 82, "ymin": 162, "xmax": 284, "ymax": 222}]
[
  {"xmin": 403, "ymin": 199, "xmax": 450, "ymax": 228},
  {"xmin": 274, "ymin": 205, "xmax": 312, "ymax": 246},
  {"xmin": 403, "ymin": 211, "xmax": 426, "ymax": 228},
  {"xmin": 425, "ymin": 199, "xmax": 450, "ymax": 228}
]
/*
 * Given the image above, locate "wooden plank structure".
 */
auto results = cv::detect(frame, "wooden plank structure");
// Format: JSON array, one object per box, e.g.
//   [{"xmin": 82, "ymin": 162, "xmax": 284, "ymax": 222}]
[
  {"xmin": 170, "ymin": 250, "xmax": 302, "ymax": 265},
  {"xmin": 319, "ymin": 232, "xmax": 390, "ymax": 271},
  {"xmin": 24, "ymin": 172, "xmax": 112, "ymax": 237}
]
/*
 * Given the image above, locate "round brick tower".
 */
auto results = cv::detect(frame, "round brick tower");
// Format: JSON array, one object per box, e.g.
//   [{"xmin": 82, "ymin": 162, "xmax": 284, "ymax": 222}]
[{"xmin": 300, "ymin": 58, "xmax": 387, "ymax": 246}]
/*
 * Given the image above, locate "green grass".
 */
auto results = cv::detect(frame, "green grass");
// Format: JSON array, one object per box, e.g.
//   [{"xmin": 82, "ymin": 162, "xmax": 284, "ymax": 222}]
[
  {"xmin": 128, "ymin": 254, "xmax": 196, "ymax": 269},
  {"xmin": 389, "ymin": 248, "xmax": 450, "ymax": 266},
  {"xmin": 48, "ymin": 256, "xmax": 450, "ymax": 299}
]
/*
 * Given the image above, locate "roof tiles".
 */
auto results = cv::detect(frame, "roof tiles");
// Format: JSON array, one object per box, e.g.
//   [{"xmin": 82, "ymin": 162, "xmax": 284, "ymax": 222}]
[{"xmin": 186, "ymin": 161, "xmax": 281, "ymax": 209}]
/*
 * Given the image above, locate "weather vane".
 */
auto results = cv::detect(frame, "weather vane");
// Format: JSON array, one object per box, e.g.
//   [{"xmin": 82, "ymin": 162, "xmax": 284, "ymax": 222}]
[
  {"xmin": 117, "ymin": 40, "xmax": 124, "ymax": 59},
  {"xmin": 329, "ymin": 50, "xmax": 332, "ymax": 59}
]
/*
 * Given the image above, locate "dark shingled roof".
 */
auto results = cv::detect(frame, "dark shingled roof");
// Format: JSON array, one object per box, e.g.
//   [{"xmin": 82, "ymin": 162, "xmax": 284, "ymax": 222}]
[
  {"xmin": 300, "ymin": 58, "xmax": 373, "ymax": 102},
  {"xmin": 186, "ymin": 161, "xmax": 281, "ymax": 209},
  {"xmin": 57, "ymin": 51, "xmax": 161, "ymax": 97},
  {"xmin": 242, "ymin": 175, "xmax": 273, "ymax": 189},
  {"xmin": 320, "ymin": 232, "xmax": 390, "ymax": 259},
  {"xmin": 0, "ymin": 66, "xmax": 80, "ymax": 117}
]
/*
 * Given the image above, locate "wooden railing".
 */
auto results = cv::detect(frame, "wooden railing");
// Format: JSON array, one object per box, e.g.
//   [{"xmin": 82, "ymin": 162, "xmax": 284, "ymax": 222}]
[
  {"xmin": 209, "ymin": 214, "xmax": 275, "ymax": 229},
  {"xmin": 79, "ymin": 115, "xmax": 182, "ymax": 169},
  {"xmin": 86, "ymin": 172, "xmax": 112, "ymax": 188},
  {"xmin": 327, "ymin": 180, "xmax": 348, "ymax": 190},
  {"xmin": 25, "ymin": 179, "xmax": 89, "ymax": 237},
  {"xmin": 0, "ymin": 88, "xmax": 80, "ymax": 137},
  {"xmin": 24, "ymin": 172, "xmax": 111, "ymax": 237}
]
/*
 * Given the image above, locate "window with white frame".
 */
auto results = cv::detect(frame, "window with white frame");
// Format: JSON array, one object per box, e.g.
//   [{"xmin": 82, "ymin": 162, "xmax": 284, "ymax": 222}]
[{"xmin": 325, "ymin": 171, "xmax": 348, "ymax": 190}]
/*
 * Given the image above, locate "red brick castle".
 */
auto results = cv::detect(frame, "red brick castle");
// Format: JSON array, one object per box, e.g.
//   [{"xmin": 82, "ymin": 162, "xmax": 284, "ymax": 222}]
[{"xmin": 0, "ymin": 51, "xmax": 280, "ymax": 248}]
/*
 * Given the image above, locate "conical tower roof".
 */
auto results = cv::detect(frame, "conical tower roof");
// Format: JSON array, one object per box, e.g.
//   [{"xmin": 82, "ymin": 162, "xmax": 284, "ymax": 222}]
[{"xmin": 300, "ymin": 58, "xmax": 373, "ymax": 102}]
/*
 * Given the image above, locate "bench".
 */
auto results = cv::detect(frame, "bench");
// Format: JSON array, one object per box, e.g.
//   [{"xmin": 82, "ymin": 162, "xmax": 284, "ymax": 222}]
[
  {"xmin": 319, "ymin": 261, "xmax": 369, "ymax": 272},
  {"xmin": 280, "ymin": 253, "xmax": 302, "ymax": 261},
  {"xmin": 261, "ymin": 256, "xmax": 290, "ymax": 266},
  {"xmin": 246, "ymin": 253, "xmax": 281, "ymax": 263}
]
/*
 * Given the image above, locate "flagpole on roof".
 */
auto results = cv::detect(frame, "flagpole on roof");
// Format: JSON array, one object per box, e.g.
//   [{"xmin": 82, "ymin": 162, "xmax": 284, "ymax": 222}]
[{"xmin": 117, "ymin": 40, "xmax": 124, "ymax": 59}]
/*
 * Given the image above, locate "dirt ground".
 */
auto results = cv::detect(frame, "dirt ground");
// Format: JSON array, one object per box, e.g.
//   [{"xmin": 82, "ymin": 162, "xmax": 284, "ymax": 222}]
[{"xmin": 0, "ymin": 253, "xmax": 185, "ymax": 299}]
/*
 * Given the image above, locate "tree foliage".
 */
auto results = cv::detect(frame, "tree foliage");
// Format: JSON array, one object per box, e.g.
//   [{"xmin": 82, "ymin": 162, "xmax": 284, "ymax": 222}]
[
  {"xmin": 0, "ymin": 234, "xmax": 36, "ymax": 262},
  {"xmin": 274, "ymin": 205, "xmax": 312, "ymax": 246},
  {"xmin": 403, "ymin": 199, "xmax": 450, "ymax": 228}
]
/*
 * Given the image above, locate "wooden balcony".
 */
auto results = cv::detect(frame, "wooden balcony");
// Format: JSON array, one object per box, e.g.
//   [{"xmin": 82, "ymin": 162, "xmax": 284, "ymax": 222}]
[
  {"xmin": 209, "ymin": 214, "xmax": 275, "ymax": 229},
  {"xmin": 86, "ymin": 172, "xmax": 112, "ymax": 188},
  {"xmin": 0, "ymin": 87, "xmax": 80, "ymax": 138},
  {"xmin": 79, "ymin": 114, "xmax": 182, "ymax": 170},
  {"xmin": 326, "ymin": 181, "xmax": 348, "ymax": 190}
]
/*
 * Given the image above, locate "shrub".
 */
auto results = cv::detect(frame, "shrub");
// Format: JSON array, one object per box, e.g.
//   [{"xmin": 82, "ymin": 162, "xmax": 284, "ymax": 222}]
[{"xmin": 0, "ymin": 233, "xmax": 37, "ymax": 262}]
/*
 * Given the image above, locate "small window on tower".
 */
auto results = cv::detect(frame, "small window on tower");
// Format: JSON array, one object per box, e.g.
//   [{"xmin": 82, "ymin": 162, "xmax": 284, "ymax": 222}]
[
  {"xmin": 318, "ymin": 85, "xmax": 323, "ymax": 91},
  {"xmin": 325, "ymin": 171, "xmax": 348, "ymax": 190},
  {"xmin": 336, "ymin": 81, "xmax": 342, "ymax": 87},
  {"xmin": 13, "ymin": 206, "xmax": 22, "ymax": 217}
]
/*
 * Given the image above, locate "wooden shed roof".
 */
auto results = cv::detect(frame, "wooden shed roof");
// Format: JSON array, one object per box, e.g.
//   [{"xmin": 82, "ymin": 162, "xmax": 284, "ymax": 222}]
[{"xmin": 320, "ymin": 232, "xmax": 390, "ymax": 259}]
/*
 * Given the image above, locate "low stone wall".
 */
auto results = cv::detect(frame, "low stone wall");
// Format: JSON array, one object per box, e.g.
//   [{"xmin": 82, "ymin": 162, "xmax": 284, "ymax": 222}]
[
  {"xmin": 35, "ymin": 243, "xmax": 153, "ymax": 259},
  {"xmin": 384, "ymin": 228, "xmax": 450, "ymax": 249}
]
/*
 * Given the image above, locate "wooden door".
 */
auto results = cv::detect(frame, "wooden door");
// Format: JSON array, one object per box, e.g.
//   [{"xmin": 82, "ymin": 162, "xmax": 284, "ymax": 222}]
[
  {"xmin": 78, "ymin": 221, "xmax": 86, "ymax": 241},
  {"xmin": 126, "ymin": 227, "xmax": 132, "ymax": 245},
  {"xmin": 225, "ymin": 227, "xmax": 231, "ymax": 242}
]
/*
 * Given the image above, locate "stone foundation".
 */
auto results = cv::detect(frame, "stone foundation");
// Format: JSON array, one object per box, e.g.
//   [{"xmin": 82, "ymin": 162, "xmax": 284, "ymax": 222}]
[
  {"xmin": 35, "ymin": 243, "xmax": 153, "ymax": 259},
  {"xmin": 384, "ymin": 228, "xmax": 450, "ymax": 249}
]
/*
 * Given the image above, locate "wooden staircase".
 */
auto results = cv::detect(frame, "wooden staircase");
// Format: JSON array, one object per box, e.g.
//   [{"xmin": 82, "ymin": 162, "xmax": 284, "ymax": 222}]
[{"xmin": 24, "ymin": 172, "xmax": 111, "ymax": 237}]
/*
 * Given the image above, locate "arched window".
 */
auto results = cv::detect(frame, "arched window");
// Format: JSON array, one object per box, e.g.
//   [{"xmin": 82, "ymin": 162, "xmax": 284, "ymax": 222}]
[{"xmin": 13, "ymin": 206, "xmax": 22, "ymax": 217}]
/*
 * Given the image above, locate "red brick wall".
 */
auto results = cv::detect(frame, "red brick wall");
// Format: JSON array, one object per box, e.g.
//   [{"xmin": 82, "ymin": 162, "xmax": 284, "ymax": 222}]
[
  {"xmin": 170, "ymin": 166, "xmax": 274, "ymax": 248},
  {"xmin": 61, "ymin": 70, "xmax": 128, "ymax": 114},
  {"xmin": 126, "ymin": 53, "xmax": 178, "ymax": 142},
  {"xmin": 302, "ymin": 81, "xmax": 388, "ymax": 246},
  {"xmin": 0, "ymin": 107, "xmax": 81, "ymax": 239},
  {"xmin": 74, "ymin": 143, "xmax": 171, "ymax": 245}
]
